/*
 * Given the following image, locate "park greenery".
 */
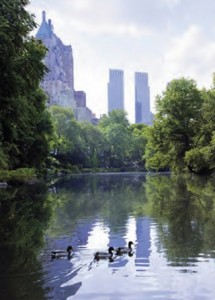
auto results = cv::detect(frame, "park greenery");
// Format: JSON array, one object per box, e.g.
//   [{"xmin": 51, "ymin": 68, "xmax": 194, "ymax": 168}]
[
  {"xmin": 0, "ymin": 0, "xmax": 53, "ymax": 181},
  {"xmin": 145, "ymin": 77, "xmax": 215, "ymax": 174},
  {"xmin": 1, "ymin": 0, "xmax": 215, "ymax": 183},
  {"xmin": 48, "ymin": 106, "xmax": 147, "ymax": 173}
]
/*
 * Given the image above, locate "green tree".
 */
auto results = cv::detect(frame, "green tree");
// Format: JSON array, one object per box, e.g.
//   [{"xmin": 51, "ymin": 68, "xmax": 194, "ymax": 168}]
[
  {"xmin": 99, "ymin": 110, "xmax": 132, "ymax": 168},
  {"xmin": 80, "ymin": 122, "xmax": 106, "ymax": 168},
  {"xmin": 49, "ymin": 106, "xmax": 84, "ymax": 167},
  {"xmin": 129, "ymin": 123, "xmax": 148, "ymax": 168},
  {"xmin": 145, "ymin": 78, "xmax": 203, "ymax": 172},
  {"xmin": 0, "ymin": 0, "xmax": 53, "ymax": 170},
  {"xmin": 185, "ymin": 85, "xmax": 215, "ymax": 174}
]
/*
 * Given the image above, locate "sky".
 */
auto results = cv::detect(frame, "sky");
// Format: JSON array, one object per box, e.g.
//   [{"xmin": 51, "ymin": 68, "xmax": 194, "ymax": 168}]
[{"xmin": 27, "ymin": 0, "xmax": 215, "ymax": 123}]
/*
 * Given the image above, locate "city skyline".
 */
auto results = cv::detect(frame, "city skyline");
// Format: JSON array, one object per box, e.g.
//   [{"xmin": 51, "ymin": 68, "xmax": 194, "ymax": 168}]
[
  {"xmin": 107, "ymin": 69, "xmax": 152, "ymax": 126},
  {"xmin": 36, "ymin": 10, "xmax": 154, "ymax": 124},
  {"xmin": 28, "ymin": 0, "xmax": 215, "ymax": 123}
]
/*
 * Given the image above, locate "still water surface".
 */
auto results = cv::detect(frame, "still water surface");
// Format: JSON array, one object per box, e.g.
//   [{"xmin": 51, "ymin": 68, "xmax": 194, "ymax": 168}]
[{"xmin": 1, "ymin": 173, "xmax": 215, "ymax": 299}]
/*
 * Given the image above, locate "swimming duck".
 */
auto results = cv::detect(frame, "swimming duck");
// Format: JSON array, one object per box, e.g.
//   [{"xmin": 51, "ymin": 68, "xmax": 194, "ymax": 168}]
[
  {"xmin": 51, "ymin": 245, "xmax": 73, "ymax": 259},
  {"xmin": 94, "ymin": 246, "xmax": 115, "ymax": 261},
  {"xmin": 115, "ymin": 241, "xmax": 134, "ymax": 255}
]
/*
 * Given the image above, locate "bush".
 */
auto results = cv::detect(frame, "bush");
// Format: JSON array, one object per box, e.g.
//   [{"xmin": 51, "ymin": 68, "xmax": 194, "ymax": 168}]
[{"xmin": 0, "ymin": 168, "xmax": 37, "ymax": 184}]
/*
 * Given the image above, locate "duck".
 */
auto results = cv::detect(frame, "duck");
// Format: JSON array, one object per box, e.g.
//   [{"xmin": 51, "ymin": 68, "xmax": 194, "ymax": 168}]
[
  {"xmin": 115, "ymin": 241, "xmax": 134, "ymax": 255},
  {"xmin": 51, "ymin": 245, "xmax": 73, "ymax": 259},
  {"xmin": 94, "ymin": 246, "xmax": 115, "ymax": 261}
]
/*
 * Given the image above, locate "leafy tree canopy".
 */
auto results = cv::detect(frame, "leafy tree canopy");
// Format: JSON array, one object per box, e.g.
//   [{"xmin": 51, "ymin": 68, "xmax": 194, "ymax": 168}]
[
  {"xmin": 0, "ymin": 0, "xmax": 53, "ymax": 170},
  {"xmin": 145, "ymin": 77, "xmax": 215, "ymax": 174}
]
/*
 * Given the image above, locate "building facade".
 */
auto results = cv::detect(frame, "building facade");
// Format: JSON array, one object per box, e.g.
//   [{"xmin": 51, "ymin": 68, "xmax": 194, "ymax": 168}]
[
  {"xmin": 108, "ymin": 69, "xmax": 124, "ymax": 113},
  {"xmin": 36, "ymin": 11, "xmax": 76, "ymax": 109},
  {"xmin": 135, "ymin": 72, "xmax": 151, "ymax": 125},
  {"xmin": 74, "ymin": 91, "xmax": 93, "ymax": 122},
  {"xmin": 36, "ymin": 11, "xmax": 96, "ymax": 123},
  {"xmin": 74, "ymin": 91, "xmax": 86, "ymax": 107}
]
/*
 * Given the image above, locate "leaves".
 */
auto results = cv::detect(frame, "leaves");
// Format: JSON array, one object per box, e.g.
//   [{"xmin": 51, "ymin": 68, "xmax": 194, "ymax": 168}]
[
  {"xmin": 0, "ymin": 0, "xmax": 53, "ymax": 170},
  {"xmin": 145, "ymin": 76, "xmax": 215, "ymax": 174}
]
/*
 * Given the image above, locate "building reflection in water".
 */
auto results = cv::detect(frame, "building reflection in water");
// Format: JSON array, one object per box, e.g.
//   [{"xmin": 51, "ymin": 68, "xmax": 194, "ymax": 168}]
[
  {"xmin": 108, "ymin": 219, "xmax": 132, "ymax": 269},
  {"xmin": 135, "ymin": 217, "xmax": 151, "ymax": 276}
]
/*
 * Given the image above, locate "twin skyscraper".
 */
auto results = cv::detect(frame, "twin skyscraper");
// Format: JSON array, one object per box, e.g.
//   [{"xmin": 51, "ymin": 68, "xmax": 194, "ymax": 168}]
[{"xmin": 108, "ymin": 69, "xmax": 153, "ymax": 125}]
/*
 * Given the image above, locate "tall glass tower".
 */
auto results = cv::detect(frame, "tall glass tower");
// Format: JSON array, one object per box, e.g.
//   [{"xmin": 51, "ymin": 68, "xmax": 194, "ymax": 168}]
[
  {"xmin": 135, "ymin": 72, "xmax": 151, "ymax": 125},
  {"xmin": 108, "ymin": 69, "xmax": 124, "ymax": 113}
]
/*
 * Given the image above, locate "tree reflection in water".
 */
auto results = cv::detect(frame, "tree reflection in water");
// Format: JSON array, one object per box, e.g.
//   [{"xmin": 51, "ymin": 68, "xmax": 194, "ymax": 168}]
[
  {"xmin": 0, "ymin": 183, "xmax": 52, "ymax": 300},
  {"xmin": 145, "ymin": 174, "xmax": 215, "ymax": 262}
]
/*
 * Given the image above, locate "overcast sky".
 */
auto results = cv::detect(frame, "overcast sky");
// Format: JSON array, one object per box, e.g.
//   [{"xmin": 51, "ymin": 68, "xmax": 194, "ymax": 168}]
[{"xmin": 28, "ymin": 0, "xmax": 215, "ymax": 122}]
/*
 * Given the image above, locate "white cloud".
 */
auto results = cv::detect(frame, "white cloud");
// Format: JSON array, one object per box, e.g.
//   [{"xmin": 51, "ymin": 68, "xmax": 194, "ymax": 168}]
[
  {"xmin": 161, "ymin": 0, "xmax": 181, "ymax": 9},
  {"xmin": 163, "ymin": 25, "xmax": 215, "ymax": 88},
  {"xmin": 72, "ymin": 0, "xmax": 92, "ymax": 11},
  {"xmin": 64, "ymin": 19, "xmax": 153, "ymax": 38}
]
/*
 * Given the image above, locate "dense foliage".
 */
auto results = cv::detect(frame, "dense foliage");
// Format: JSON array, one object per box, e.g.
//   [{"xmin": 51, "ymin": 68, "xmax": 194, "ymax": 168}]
[
  {"xmin": 48, "ymin": 108, "xmax": 147, "ymax": 171},
  {"xmin": 145, "ymin": 77, "xmax": 215, "ymax": 174},
  {"xmin": 0, "ymin": 0, "xmax": 53, "ymax": 171}
]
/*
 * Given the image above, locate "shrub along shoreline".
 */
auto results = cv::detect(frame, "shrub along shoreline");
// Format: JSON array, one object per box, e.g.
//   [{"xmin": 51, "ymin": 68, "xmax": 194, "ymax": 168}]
[
  {"xmin": 0, "ymin": 166, "xmax": 149, "ymax": 186},
  {"xmin": 0, "ymin": 168, "xmax": 38, "ymax": 186}
]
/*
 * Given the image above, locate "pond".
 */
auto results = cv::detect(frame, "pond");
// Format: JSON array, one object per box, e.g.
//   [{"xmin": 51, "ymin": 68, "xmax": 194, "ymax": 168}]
[{"xmin": 1, "ymin": 172, "xmax": 215, "ymax": 300}]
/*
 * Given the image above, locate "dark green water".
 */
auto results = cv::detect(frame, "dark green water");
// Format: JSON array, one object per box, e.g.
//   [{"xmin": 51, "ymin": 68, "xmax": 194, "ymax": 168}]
[{"xmin": 1, "ymin": 173, "xmax": 215, "ymax": 299}]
